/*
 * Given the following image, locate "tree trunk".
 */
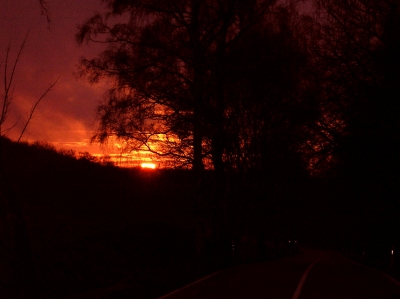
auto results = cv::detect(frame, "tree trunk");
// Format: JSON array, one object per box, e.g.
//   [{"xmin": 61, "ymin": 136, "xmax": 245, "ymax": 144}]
[
  {"xmin": 193, "ymin": 109, "xmax": 204, "ymax": 174},
  {"xmin": 190, "ymin": 0, "xmax": 205, "ymax": 175}
]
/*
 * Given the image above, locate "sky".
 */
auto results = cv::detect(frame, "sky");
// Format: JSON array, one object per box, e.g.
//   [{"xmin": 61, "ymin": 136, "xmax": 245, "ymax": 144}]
[
  {"xmin": 0, "ymin": 0, "xmax": 112, "ymax": 156},
  {"xmin": 0, "ymin": 0, "xmax": 313, "ymax": 162}
]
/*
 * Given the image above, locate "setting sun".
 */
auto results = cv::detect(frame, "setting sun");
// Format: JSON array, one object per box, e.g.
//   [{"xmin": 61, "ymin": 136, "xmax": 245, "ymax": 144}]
[{"xmin": 141, "ymin": 162, "xmax": 156, "ymax": 169}]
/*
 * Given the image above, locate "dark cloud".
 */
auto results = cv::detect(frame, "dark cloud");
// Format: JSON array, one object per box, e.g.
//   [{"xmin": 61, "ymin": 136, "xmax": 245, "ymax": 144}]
[{"xmin": 0, "ymin": 0, "xmax": 108, "ymax": 155}]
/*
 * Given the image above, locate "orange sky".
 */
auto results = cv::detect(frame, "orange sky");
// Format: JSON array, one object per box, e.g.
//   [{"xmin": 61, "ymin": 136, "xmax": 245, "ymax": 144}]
[
  {"xmin": 0, "ymin": 0, "xmax": 112, "ymax": 156},
  {"xmin": 1, "ymin": 0, "xmax": 312, "ymax": 165}
]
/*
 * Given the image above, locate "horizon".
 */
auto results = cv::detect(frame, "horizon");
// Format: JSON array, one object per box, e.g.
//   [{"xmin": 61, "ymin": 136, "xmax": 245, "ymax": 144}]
[{"xmin": 0, "ymin": 0, "xmax": 112, "ymax": 157}]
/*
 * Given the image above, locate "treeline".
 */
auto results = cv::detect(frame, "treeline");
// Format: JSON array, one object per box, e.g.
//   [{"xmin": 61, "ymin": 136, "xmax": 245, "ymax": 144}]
[
  {"xmin": 4, "ymin": 138, "xmax": 114, "ymax": 166},
  {"xmin": 0, "ymin": 135, "xmax": 207, "ymax": 298},
  {"xmin": 74, "ymin": 0, "xmax": 399, "ymax": 268},
  {"xmin": 0, "ymin": 136, "xmax": 308, "ymax": 298},
  {"xmin": 0, "ymin": 130, "xmax": 398, "ymax": 298},
  {"xmin": 76, "ymin": 0, "xmax": 399, "ymax": 181}
]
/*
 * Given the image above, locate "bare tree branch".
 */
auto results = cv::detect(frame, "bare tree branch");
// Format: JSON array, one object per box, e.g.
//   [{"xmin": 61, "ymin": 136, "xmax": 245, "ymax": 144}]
[
  {"xmin": 38, "ymin": 0, "xmax": 51, "ymax": 25},
  {"xmin": 17, "ymin": 76, "xmax": 59, "ymax": 142},
  {"xmin": 1, "ymin": 34, "xmax": 59, "ymax": 141},
  {"xmin": 1, "ymin": 34, "xmax": 28, "ymax": 135}
]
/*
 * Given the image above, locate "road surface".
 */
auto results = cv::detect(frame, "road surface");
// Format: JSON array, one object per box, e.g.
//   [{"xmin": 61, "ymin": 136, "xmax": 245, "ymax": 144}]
[{"xmin": 158, "ymin": 247, "xmax": 400, "ymax": 299}]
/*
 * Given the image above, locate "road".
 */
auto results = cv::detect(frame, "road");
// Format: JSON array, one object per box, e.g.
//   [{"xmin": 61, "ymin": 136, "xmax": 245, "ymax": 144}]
[{"xmin": 158, "ymin": 247, "xmax": 400, "ymax": 299}]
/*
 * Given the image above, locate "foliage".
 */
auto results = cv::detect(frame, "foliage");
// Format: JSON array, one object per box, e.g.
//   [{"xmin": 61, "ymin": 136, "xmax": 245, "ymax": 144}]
[
  {"xmin": 303, "ymin": 0, "xmax": 400, "ymax": 178},
  {"xmin": 221, "ymin": 7, "xmax": 311, "ymax": 175},
  {"xmin": 76, "ymin": 0, "xmax": 311, "ymax": 174}
]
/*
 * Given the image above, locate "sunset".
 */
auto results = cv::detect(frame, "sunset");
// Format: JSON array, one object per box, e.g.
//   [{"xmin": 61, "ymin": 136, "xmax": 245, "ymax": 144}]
[
  {"xmin": 0, "ymin": 0, "xmax": 399, "ymax": 298},
  {"xmin": 0, "ymin": 0, "xmax": 109, "ymax": 156},
  {"xmin": 141, "ymin": 162, "xmax": 157, "ymax": 169}
]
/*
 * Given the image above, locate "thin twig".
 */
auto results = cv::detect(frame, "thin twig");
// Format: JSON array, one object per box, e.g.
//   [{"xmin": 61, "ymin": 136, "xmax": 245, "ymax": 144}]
[
  {"xmin": 17, "ymin": 76, "xmax": 60, "ymax": 142},
  {"xmin": 39, "ymin": 0, "xmax": 51, "ymax": 26},
  {"xmin": 1, "ymin": 34, "xmax": 29, "ymax": 135}
]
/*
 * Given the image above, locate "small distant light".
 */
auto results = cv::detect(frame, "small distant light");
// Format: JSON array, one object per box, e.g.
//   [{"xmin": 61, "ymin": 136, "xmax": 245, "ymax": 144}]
[
  {"xmin": 141, "ymin": 163, "xmax": 156, "ymax": 169},
  {"xmin": 392, "ymin": 250, "xmax": 394, "ymax": 255}
]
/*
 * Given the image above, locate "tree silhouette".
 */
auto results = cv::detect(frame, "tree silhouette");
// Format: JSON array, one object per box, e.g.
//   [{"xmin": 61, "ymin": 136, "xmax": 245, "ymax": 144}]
[
  {"xmin": 76, "ymin": 0, "xmax": 309, "ymax": 174},
  {"xmin": 303, "ymin": 0, "xmax": 399, "ymax": 180},
  {"xmin": 221, "ymin": 6, "xmax": 310, "ymax": 177},
  {"xmin": 76, "ymin": 0, "xmax": 316, "ymax": 261},
  {"xmin": 291, "ymin": 0, "xmax": 400, "ymax": 250}
]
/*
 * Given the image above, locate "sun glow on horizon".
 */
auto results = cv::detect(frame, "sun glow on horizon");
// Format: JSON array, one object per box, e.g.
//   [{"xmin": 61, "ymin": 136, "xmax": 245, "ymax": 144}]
[{"xmin": 141, "ymin": 162, "xmax": 156, "ymax": 169}]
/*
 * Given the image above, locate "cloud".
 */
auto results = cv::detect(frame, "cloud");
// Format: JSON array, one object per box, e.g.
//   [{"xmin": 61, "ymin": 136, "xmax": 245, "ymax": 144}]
[{"xmin": 0, "ymin": 0, "xmax": 110, "ymax": 156}]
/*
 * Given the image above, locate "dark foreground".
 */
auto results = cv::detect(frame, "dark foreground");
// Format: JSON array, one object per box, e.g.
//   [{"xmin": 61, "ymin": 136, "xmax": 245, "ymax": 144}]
[
  {"xmin": 1, "ymin": 138, "xmax": 399, "ymax": 298},
  {"xmin": 158, "ymin": 247, "xmax": 400, "ymax": 299}
]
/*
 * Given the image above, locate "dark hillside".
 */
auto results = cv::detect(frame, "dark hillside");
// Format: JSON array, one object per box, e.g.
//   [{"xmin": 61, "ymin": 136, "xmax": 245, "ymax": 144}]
[
  {"xmin": 1, "ymin": 136, "xmax": 399, "ymax": 298},
  {"xmin": 0, "ymin": 137, "xmax": 200, "ymax": 298},
  {"xmin": 0, "ymin": 137, "xmax": 324, "ymax": 298}
]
